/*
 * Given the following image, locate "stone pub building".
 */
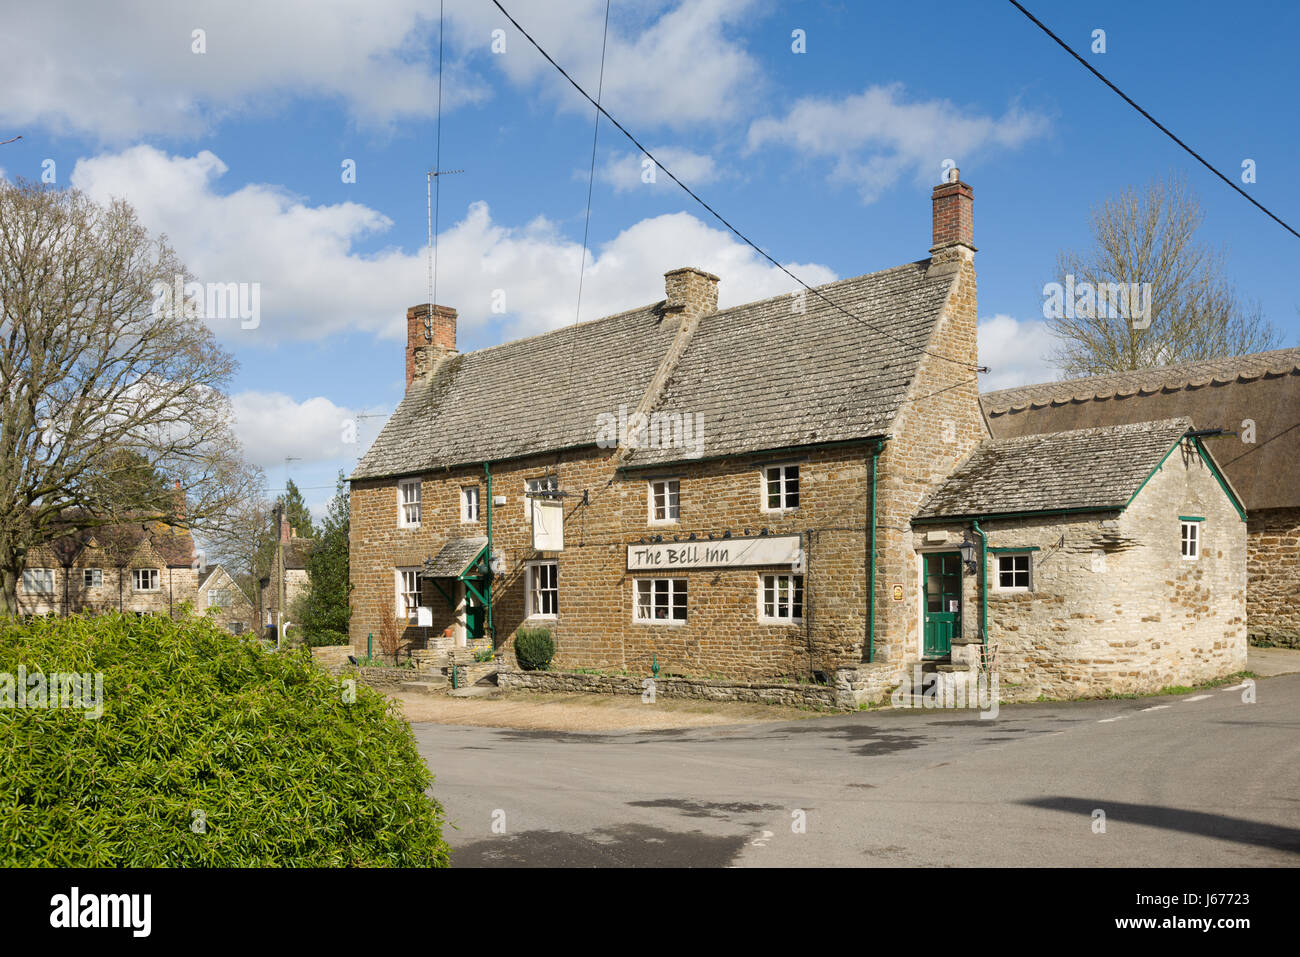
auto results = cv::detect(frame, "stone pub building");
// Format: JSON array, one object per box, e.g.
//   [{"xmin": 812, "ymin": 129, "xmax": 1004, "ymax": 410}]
[{"xmin": 349, "ymin": 173, "xmax": 1246, "ymax": 704}]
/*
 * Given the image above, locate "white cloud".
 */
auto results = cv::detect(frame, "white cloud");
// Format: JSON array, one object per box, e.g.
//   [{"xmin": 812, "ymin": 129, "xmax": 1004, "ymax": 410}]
[
  {"xmin": 592, "ymin": 147, "xmax": 719, "ymax": 193},
  {"xmin": 747, "ymin": 84, "xmax": 1050, "ymax": 202},
  {"xmin": 448, "ymin": 0, "xmax": 764, "ymax": 131},
  {"xmin": 0, "ymin": 0, "xmax": 489, "ymax": 140},
  {"xmin": 977, "ymin": 314, "xmax": 1058, "ymax": 392},
  {"xmin": 0, "ymin": 0, "xmax": 761, "ymax": 141},
  {"xmin": 230, "ymin": 391, "xmax": 359, "ymax": 469},
  {"xmin": 69, "ymin": 146, "xmax": 837, "ymax": 344}
]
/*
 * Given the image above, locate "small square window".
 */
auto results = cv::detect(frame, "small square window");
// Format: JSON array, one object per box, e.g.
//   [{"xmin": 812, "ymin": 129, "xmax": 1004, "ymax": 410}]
[
  {"xmin": 461, "ymin": 486, "xmax": 480, "ymax": 523},
  {"xmin": 83, "ymin": 568, "xmax": 103, "ymax": 588},
  {"xmin": 649, "ymin": 479, "xmax": 680, "ymax": 524},
  {"xmin": 996, "ymin": 554, "xmax": 1032, "ymax": 590},
  {"xmin": 763, "ymin": 464, "xmax": 800, "ymax": 511},
  {"xmin": 1180, "ymin": 521, "xmax": 1201, "ymax": 560}
]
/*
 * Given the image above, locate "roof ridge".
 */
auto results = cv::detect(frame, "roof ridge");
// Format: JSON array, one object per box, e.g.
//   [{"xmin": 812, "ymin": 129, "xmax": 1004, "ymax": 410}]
[
  {"xmin": 984, "ymin": 416, "xmax": 1192, "ymax": 445},
  {"xmin": 982, "ymin": 347, "xmax": 1300, "ymax": 409}
]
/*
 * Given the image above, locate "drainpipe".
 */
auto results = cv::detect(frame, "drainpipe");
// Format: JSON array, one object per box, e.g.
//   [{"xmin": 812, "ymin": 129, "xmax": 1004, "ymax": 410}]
[
  {"xmin": 483, "ymin": 461, "xmax": 494, "ymax": 643},
  {"xmin": 971, "ymin": 519, "xmax": 988, "ymax": 657},
  {"xmin": 866, "ymin": 440, "xmax": 885, "ymax": 663}
]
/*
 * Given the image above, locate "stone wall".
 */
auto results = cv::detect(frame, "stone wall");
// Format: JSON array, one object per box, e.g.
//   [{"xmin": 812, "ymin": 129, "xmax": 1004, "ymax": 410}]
[
  {"xmin": 1246, "ymin": 506, "xmax": 1300, "ymax": 648},
  {"xmin": 497, "ymin": 667, "xmax": 847, "ymax": 710},
  {"xmin": 310, "ymin": 643, "xmax": 356, "ymax": 672}
]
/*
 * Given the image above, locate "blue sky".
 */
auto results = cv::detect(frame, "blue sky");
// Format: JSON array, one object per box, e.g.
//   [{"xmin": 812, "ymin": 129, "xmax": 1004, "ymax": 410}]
[{"xmin": 3, "ymin": 0, "xmax": 1297, "ymax": 519}]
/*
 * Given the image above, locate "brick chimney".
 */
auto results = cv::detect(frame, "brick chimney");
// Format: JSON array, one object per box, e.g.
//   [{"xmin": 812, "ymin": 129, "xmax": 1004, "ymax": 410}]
[
  {"xmin": 930, "ymin": 168, "xmax": 975, "ymax": 260},
  {"xmin": 663, "ymin": 267, "xmax": 719, "ymax": 322},
  {"xmin": 280, "ymin": 513, "xmax": 292, "ymax": 544},
  {"xmin": 406, "ymin": 303, "xmax": 457, "ymax": 390}
]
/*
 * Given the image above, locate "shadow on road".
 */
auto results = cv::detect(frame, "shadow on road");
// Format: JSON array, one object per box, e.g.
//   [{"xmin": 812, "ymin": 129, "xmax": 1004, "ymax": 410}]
[{"xmin": 1021, "ymin": 796, "xmax": 1300, "ymax": 854}]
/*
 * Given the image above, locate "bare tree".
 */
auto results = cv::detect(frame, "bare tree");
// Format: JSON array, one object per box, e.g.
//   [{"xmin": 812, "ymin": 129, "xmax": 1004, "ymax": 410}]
[
  {"xmin": 1047, "ymin": 174, "xmax": 1281, "ymax": 376},
  {"xmin": 0, "ymin": 179, "xmax": 261, "ymax": 615}
]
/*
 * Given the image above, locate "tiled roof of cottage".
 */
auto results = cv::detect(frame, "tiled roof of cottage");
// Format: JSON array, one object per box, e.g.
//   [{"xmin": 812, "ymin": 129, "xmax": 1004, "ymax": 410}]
[
  {"xmin": 626, "ymin": 262, "xmax": 956, "ymax": 466},
  {"xmin": 979, "ymin": 348, "xmax": 1300, "ymax": 511},
  {"xmin": 981, "ymin": 348, "xmax": 1300, "ymax": 413},
  {"xmin": 77, "ymin": 520, "xmax": 196, "ymax": 567},
  {"xmin": 352, "ymin": 260, "xmax": 959, "ymax": 479},
  {"xmin": 915, "ymin": 418, "xmax": 1195, "ymax": 520}
]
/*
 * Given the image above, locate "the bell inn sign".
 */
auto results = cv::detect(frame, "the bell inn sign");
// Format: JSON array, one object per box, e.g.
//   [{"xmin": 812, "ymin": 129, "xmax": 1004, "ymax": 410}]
[{"xmin": 626, "ymin": 534, "xmax": 803, "ymax": 571}]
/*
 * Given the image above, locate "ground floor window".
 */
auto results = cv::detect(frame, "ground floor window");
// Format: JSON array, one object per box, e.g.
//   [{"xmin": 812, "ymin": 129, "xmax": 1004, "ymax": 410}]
[
  {"xmin": 83, "ymin": 568, "xmax": 103, "ymax": 588},
  {"xmin": 1180, "ymin": 519, "xmax": 1201, "ymax": 560},
  {"xmin": 132, "ymin": 568, "xmax": 160, "ymax": 591},
  {"xmin": 635, "ymin": 578, "xmax": 687, "ymax": 623},
  {"xmin": 995, "ymin": 553, "xmax": 1032, "ymax": 591},
  {"xmin": 22, "ymin": 568, "xmax": 54, "ymax": 594},
  {"xmin": 526, "ymin": 561, "xmax": 558, "ymax": 618},
  {"xmin": 397, "ymin": 568, "xmax": 421, "ymax": 624},
  {"xmin": 759, "ymin": 573, "xmax": 804, "ymax": 621}
]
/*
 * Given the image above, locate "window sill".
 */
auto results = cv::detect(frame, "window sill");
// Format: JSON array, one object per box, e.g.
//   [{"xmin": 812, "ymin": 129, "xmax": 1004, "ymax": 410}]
[
  {"xmin": 525, "ymin": 613, "xmax": 558, "ymax": 621},
  {"xmin": 758, "ymin": 617, "xmax": 803, "ymax": 625},
  {"xmin": 633, "ymin": 618, "xmax": 687, "ymax": 627}
]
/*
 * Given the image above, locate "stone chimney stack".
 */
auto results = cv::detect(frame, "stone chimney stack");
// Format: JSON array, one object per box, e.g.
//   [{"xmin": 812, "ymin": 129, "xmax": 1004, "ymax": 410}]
[
  {"xmin": 280, "ymin": 513, "xmax": 292, "ymax": 544},
  {"xmin": 662, "ymin": 267, "xmax": 720, "ymax": 322},
  {"xmin": 930, "ymin": 167, "xmax": 975, "ymax": 261},
  {"xmin": 406, "ymin": 303, "xmax": 458, "ymax": 390}
]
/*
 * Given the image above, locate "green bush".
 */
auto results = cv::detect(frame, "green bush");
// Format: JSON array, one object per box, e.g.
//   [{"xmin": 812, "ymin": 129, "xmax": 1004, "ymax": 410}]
[
  {"xmin": 308, "ymin": 629, "xmax": 351, "ymax": 648},
  {"xmin": 0, "ymin": 611, "xmax": 450, "ymax": 867},
  {"xmin": 514, "ymin": 627, "xmax": 555, "ymax": 671}
]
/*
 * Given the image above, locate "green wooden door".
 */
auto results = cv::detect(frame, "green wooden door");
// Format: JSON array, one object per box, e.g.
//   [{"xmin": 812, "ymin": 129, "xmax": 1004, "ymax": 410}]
[
  {"xmin": 465, "ymin": 590, "xmax": 485, "ymax": 642},
  {"xmin": 923, "ymin": 552, "xmax": 961, "ymax": 658}
]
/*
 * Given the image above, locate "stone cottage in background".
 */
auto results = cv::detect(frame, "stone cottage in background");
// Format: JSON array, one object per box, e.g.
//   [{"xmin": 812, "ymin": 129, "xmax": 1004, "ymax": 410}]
[
  {"xmin": 349, "ymin": 171, "xmax": 1249, "ymax": 703},
  {"xmin": 981, "ymin": 349, "xmax": 1300, "ymax": 649},
  {"xmin": 14, "ymin": 519, "xmax": 201, "ymax": 618}
]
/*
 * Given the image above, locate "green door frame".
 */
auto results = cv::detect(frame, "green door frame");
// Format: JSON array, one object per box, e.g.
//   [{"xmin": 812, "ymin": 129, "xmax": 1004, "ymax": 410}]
[{"xmin": 923, "ymin": 551, "xmax": 962, "ymax": 659}]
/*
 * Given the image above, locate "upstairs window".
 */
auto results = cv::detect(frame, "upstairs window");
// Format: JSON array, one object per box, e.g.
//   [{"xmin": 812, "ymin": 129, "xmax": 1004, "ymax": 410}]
[
  {"xmin": 208, "ymin": 587, "xmax": 232, "ymax": 608},
  {"xmin": 398, "ymin": 479, "xmax": 422, "ymax": 527},
  {"xmin": 763, "ymin": 464, "xmax": 800, "ymax": 511},
  {"xmin": 461, "ymin": 486, "xmax": 480, "ymax": 523},
  {"xmin": 83, "ymin": 568, "xmax": 103, "ymax": 588},
  {"xmin": 132, "ymin": 568, "xmax": 160, "ymax": 591},
  {"xmin": 524, "ymin": 476, "xmax": 558, "ymax": 522},
  {"xmin": 1180, "ymin": 520, "xmax": 1201, "ymax": 561},
  {"xmin": 22, "ymin": 568, "xmax": 55, "ymax": 594},
  {"xmin": 648, "ymin": 479, "xmax": 680, "ymax": 524}
]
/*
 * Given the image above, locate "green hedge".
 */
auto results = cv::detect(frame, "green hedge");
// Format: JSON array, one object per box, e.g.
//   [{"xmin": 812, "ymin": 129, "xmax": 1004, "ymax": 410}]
[{"xmin": 0, "ymin": 611, "xmax": 450, "ymax": 867}]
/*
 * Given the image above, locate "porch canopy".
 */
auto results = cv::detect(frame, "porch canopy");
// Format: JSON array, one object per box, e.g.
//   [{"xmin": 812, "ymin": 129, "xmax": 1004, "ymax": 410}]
[{"xmin": 420, "ymin": 537, "xmax": 490, "ymax": 606}]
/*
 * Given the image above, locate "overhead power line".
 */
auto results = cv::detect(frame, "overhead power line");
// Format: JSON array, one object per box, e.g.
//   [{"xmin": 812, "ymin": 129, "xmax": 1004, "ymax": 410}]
[
  {"xmin": 489, "ymin": 0, "xmax": 986, "ymax": 375},
  {"xmin": 1007, "ymin": 0, "xmax": 1300, "ymax": 241}
]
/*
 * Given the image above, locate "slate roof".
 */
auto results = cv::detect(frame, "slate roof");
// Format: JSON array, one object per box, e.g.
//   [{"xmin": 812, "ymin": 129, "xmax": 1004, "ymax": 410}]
[
  {"xmin": 628, "ymin": 262, "xmax": 956, "ymax": 466},
  {"xmin": 353, "ymin": 304, "xmax": 680, "ymax": 479},
  {"xmin": 422, "ymin": 537, "xmax": 487, "ymax": 578},
  {"xmin": 981, "ymin": 348, "xmax": 1300, "ymax": 413},
  {"xmin": 69, "ymin": 520, "xmax": 196, "ymax": 567},
  {"xmin": 353, "ymin": 260, "xmax": 959, "ymax": 479},
  {"xmin": 980, "ymin": 348, "xmax": 1300, "ymax": 511},
  {"xmin": 915, "ymin": 418, "xmax": 1194, "ymax": 520}
]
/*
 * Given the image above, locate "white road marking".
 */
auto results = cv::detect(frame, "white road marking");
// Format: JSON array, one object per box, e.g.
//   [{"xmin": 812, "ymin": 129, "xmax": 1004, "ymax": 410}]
[
  {"xmin": 1182, "ymin": 694, "xmax": 1213, "ymax": 702},
  {"xmin": 1222, "ymin": 683, "xmax": 1248, "ymax": 691},
  {"xmin": 1098, "ymin": 716, "xmax": 1126, "ymax": 723},
  {"xmin": 1140, "ymin": 705, "xmax": 1171, "ymax": 712}
]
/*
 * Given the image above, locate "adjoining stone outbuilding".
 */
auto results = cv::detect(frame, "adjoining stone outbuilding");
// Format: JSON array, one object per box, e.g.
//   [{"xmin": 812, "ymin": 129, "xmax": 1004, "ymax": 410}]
[
  {"xmin": 913, "ymin": 417, "xmax": 1247, "ymax": 697},
  {"xmin": 349, "ymin": 172, "xmax": 1250, "ymax": 704},
  {"xmin": 982, "ymin": 349, "xmax": 1300, "ymax": 648}
]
